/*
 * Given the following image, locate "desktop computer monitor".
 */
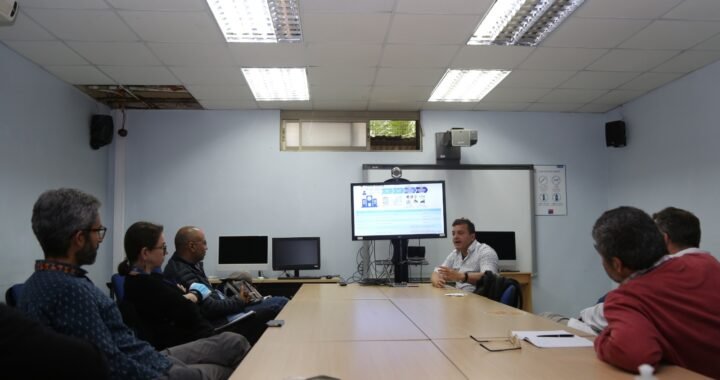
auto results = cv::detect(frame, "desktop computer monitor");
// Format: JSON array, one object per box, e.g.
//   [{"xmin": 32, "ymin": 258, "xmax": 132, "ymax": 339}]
[
  {"xmin": 475, "ymin": 231, "xmax": 517, "ymax": 271},
  {"xmin": 217, "ymin": 236, "xmax": 269, "ymax": 273},
  {"xmin": 272, "ymin": 237, "xmax": 320, "ymax": 278}
]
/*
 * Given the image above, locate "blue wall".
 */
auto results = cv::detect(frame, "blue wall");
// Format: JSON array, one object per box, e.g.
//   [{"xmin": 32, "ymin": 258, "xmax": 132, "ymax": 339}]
[{"xmin": 0, "ymin": 43, "xmax": 112, "ymax": 291}]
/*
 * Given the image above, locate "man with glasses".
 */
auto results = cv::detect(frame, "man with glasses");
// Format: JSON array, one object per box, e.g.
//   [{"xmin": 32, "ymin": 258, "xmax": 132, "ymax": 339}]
[
  {"xmin": 164, "ymin": 226, "xmax": 288, "ymax": 345},
  {"xmin": 20, "ymin": 188, "xmax": 247, "ymax": 380}
]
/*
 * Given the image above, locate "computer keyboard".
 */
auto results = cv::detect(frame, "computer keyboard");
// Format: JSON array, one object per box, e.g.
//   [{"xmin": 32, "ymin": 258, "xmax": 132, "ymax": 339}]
[{"xmin": 276, "ymin": 276, "xmax": 322, "ymax": 280}]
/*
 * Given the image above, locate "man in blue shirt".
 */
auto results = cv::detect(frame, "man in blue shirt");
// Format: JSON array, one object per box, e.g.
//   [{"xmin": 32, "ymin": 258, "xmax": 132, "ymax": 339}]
[{"xmin": 20, "ymin": 188, "xmax": 249, "ymax": 380}]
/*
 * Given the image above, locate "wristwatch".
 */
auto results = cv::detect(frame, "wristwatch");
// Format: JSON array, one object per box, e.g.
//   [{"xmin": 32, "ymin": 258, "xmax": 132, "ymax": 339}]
[{"xmin": 463, "ymin": 272, "xmax": 469, "ymax": 283}]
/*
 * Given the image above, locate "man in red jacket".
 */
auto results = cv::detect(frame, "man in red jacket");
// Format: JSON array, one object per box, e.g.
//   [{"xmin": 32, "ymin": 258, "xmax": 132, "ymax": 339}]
[{"xmin": 592, "ymin": 206, "xmax": 720, "ymax": 378}]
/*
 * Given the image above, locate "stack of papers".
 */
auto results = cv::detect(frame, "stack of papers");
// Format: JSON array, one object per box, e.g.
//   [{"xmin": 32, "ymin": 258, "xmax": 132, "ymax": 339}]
[{"xmin": 511, "ymin": 330, "xmax": 593, "ymax": 348}]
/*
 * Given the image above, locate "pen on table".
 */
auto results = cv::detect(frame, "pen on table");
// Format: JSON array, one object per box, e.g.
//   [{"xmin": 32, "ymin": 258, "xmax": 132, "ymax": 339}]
[{"xmin": 536, "ymin": 334, "xmax": 574, "ymax": 338}]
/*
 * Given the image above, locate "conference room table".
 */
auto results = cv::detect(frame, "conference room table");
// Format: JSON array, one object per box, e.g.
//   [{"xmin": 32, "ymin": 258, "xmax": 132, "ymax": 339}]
[{"xmin": 230, "ymin": 284, "xmax": 706, "ymax": 380}]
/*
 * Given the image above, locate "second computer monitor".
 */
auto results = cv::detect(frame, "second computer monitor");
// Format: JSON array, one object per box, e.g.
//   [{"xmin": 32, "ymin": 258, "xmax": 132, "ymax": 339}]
[
  {"xmin": 272, "ymin": 237, "xmax": 320, "ymax": 278},
  {"xmin": 217, "ymin": 235, "xmax": 268, "ymax": 273}
]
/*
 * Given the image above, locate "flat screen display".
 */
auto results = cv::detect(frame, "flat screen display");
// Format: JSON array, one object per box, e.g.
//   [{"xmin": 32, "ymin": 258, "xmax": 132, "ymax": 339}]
[
  {"xmin": 272, "ymin": 237, "xmax": 321, "ymax": 275},
  {"xmin": 475, "ymin": 231, "xmax": 517, "ymax": 261},
  {"xmin": 218, "ymin": 236, "xmax": 268, "ymax": 264},
  {"xmin": 350, "ymin": 180, "xmax": 447, "ymax": 240}
]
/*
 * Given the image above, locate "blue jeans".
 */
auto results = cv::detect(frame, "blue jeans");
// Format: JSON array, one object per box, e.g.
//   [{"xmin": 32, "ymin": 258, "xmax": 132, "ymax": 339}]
[{"xmin": 244, "ymin": 296, "xmax": 288, "ymax": 316}]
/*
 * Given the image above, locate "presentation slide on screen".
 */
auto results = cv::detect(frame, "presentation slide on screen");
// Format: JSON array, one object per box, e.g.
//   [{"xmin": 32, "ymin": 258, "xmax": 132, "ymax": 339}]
[{"xmin": 352, "ymin": 182, "xmax": 445, "ymax": 237}]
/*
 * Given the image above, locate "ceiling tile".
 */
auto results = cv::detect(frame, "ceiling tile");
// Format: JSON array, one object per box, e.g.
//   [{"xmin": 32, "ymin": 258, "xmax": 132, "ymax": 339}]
[
  {"xmin": 539, "ymin": 88, "xmax": 608, "ymax": 103},
  {"xmin": 381, "ymin": 44, "xmax": 459, "ymax": 68},
  {"xmin": 306, "ymin": 43, "xmax": 383, "ymax": 67},
  {"xmin": 481, "ymin": 88, "xmax": 551, "ymax": 103},
  {"xmin": 44, "ymin": 65, "xmax": 115, "ymax": 84},
  {"xmin": 422, "ymin": 102, "xmax": 477, "ymax": 111},
  {"xmin": 519, "ymin": 48, "xmax": 608, "ymax": 70},
  {"xmin": 229, "ymin": 44, "xmax": 307, "ymax": 66},
  {"xmin": 395, "ymin": 0, "xmax": 492, "ymax": 15},
  {"xmin": 386, "ymin": 14, "xmax": 478, "ymax": 44},
  {"xmin": 307, "ymin": 67, "xmax": 376, "ymax": 86},
  {"xmin": 257, "ymin": 101, "xmax": 312, "ymax": 110},
  {"xmin": 311, "ymin": 100, "xmax": 369, "ymax": 111},
  {"xmin": 300, "ymin": 0, "xmax": 395, "ymax": 13},
  {"xmin": 118, "ymin": 11, "xmax": 221, "ymax": 43},
  {"xmin": 542, "ymin": 18, "xmax": 651, "ymax": 49},
  {"xmin": 68, "ymin": 42, "xmax": 160, "ymax": 65},
  {"xmin": 100, "ymin": 66, "xmax": 179, "ymax": 84},
  {"xmin": 575, "ymin": 103, "xmax": 618, "ymax": 113},
  {"xmin": 3, "ymin": 41, "xmax": 87, "ymax": 65},
  {"xmin": 310, "ymin": 85, "xmax": 371, "ymax": 100},
  {"xmin": 20, "ymin": 0, "xmax": 109, "ymax": 9},
  {"xmin": 620, "ymin": 20, "xmax": 720, "ymax": 50},
  {"xmin": 651, "ymin": 50, "xmax": 720, "ymax": 72},
  {"xmin": 587, "ymin": 49, "xmax": 679, "ymax": 71},
  {"xmin": 574, "ymin": 0, "xmax": 684, "ymax": 19},
  {"xmin": 591, "ymin": 90, "xmax": 646, "ymax": 105},
  {"xmin": 663, "ymin": 0, "xmax": 720, "ymax": 20},
  {"xmin": 452, "ymin": 46, "xmax": 534, "ymax": 69},
  {"xmin": 560, "ymin": 71, "xmax": 640, "ymax": 89},
  {"xmin": 499, "ymin": 70, "xmax": 578, "ymax": 88},
  {"xmin": 473, "ymin": 102, "xmax": 531, "ymax": 111},
  {"xmin": 23, "ymin": 9, "xmax": 138, "ymax": 41},
  {"xmin": 198, "ymin": 99, "xmax": 259, "ymax": 110},
  {"xmin": 302, "ymin": 13, "xmax": 392, "ymax": 43},
  {"xmin": 618, "ymin": 72, "xmax": 684, "ymax": 90},
  {"xmin": 525, "ymin": 103, "xmax": 584, "ymax": 112},
  {"xmin": 170, "ymin": 66, "xmax": 247, "ymax": 86},
  {"xmin": 149, "ymin": 43, "xmax": 234, "ymax": 66},
  {"xmin": 186, "ymin": 84, "xmax": 254, "ymax": 100},
  {"xmin": 106, "ymin": 0, "xmax": 206, "ymax": 11},
  {"xmin": 0, "ymin": 12, "xmax": 55, "ymax": 41},
  {"xmin": 371, "ymin": 86, "xmax": 434, "ymax": 101},
  {"xmin": 375, "ymin": 68, "xmax": 445, "ymax": 86},
  {"xmin": 692, "ymin": 33, "xmax": 720, "ymax": 50}
]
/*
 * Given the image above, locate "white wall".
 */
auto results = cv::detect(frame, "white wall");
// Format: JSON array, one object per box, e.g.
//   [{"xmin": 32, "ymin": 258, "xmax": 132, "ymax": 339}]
[
  {"xmin": 119, "ymin": 109, "xmax": 609, "ymax": 315},
  {"xmin": 607, "ymin": 60, "xmax": 720, "ymax": 260},
  {"xmin": 0, "ymin": 43, "xmax": 112, "ymax": 293}
]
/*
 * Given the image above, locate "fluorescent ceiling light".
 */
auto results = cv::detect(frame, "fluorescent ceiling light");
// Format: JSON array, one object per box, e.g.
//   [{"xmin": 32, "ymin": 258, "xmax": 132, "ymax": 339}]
[
  {"xmin": 428, "ymin": 69, "xmax": 510, "ymax": 102},
  {"xmin": 468, "ymin": 0, "xmax": 585, "ymax": 46},
  {"xmin": 242, "ymin": 68, "xmax": 309, "ymax": 101},
  {"xmin": 207, "ymin": 0, "xmax": 302, "ymax": 43}
]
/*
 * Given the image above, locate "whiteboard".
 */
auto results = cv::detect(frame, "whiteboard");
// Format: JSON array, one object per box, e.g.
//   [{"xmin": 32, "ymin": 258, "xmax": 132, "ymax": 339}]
[{"xmin": 364, "ymin": 164, "xmax": 535, "ymax": 273}]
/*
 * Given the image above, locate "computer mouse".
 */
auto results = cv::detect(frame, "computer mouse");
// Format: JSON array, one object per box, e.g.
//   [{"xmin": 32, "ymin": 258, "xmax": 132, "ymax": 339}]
[
  {"xmin": 325, "ymin": 275, "xmax": 333, "ymax": 279},
  {"xmin": 339, "ymin": 281, "xmax": 347, "ymax": 286}
]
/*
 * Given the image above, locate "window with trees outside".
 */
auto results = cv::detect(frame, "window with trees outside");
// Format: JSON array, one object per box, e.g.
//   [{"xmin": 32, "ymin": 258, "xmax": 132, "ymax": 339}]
[{"xmin": 280, "ymin": 111, "xmax": 421, "ymax": 152}]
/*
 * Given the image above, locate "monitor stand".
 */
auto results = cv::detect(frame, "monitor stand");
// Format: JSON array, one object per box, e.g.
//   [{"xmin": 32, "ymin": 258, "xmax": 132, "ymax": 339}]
[{"xmin": 391, "ymin": 238, "xmax": 409, "ymax": 283}]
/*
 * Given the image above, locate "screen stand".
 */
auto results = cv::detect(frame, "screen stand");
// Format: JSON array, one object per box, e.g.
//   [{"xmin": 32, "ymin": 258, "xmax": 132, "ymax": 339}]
[
  {"xmin": 392, "ymin": 238, "xmax": 409, "ymax": 283},
  {"xmin": 292, "ymin": 269, "xmax": 300, "ymax": 278}
]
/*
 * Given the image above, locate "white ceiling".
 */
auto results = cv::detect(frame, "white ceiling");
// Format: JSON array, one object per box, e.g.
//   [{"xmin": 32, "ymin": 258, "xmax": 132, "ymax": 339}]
[{"xmin": 2, "ymin": 0, "xmax": 720, "ymax": 112}]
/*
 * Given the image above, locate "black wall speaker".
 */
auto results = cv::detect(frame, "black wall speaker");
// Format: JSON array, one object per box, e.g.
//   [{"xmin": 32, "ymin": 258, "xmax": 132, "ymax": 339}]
[
  {"xmin": 90, "ymin": 115, "xmax": 114, "ymax": 150},
  {"xmin": 605, "ymin": 120, "xmax": 626, "ymax": 147}
]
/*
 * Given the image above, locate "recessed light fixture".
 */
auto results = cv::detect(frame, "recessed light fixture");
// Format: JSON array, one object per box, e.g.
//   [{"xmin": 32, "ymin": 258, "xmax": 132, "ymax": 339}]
[
  {"xmin": 242, "ymin": 68, "xmax": 309, "ymax": 101},
  {"xmin": 207, "ymin": 0, "xmax": 302, "ymax": 43},
  {"xmin": 428, "ymin": 69, "xmax": 510, "ymax": 102},
  {"xmin": 468, "ymin": 0, "xmax": 585, "ymax": 46}
]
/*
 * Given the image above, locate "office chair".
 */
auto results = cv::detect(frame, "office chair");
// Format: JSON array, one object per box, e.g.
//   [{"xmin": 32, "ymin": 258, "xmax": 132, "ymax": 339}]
[
  {"xmin": 108, "ymin": 274, "xmax": 125, "ymax": 303},
  {"xmin": 4, "ymin": 283, "xmax": 25, "ymax": 307},
  {"xmin": 500, "ymin": 283, "xmax": 523, "ymax": 310}
]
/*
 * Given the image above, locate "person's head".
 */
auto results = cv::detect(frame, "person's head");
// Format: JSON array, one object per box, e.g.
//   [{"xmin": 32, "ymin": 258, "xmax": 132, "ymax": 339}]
[
  {"xmin": 174, "ymin": 226, "xmax": 207, "ymax": 264},
  {"xmin": 652, "ymin": 207, "xmax": 701, "ymax": 253},
  {"xmin": 118, "ymin": 222, "xmax": 166, "ymax": 275},
  {"xmin": 31, "ymin": 188, "xmax": 105, "ymax": 266},
  {"xmin": 592, "ymin": 206, "xmax": 668, "ymax": 283},
  {"xmin": 451, "ymin": 218, "xmax": 476, "ymax": 253}
]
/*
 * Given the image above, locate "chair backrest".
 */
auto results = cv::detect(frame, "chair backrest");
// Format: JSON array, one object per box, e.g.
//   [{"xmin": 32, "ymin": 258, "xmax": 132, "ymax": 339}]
[
  {"xmin": 500, "ymin": 283, "xmax": 523, "ymax": 309},
  {"xmin": 474, "ymin": 271, "xmax": 523, "ymax": 310},
  {"xmin": 4, "ymin": 283, "xmax": 25, "ymax": 307},
  {"xmin": 109, "ymin": 274, "xmax": 126, "ymax": 303}
]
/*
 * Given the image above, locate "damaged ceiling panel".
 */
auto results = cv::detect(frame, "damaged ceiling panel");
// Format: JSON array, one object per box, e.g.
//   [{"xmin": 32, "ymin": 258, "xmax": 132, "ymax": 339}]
[{"xmin": 75, "ymin": 85, "xmax": 203, "ymax": 110}]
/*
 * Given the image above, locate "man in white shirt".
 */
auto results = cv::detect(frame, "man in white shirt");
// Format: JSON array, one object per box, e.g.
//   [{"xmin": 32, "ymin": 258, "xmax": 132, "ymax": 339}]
[{"xmin": 431, "ymin": 218, "xmax": 499, "ymax": 292}]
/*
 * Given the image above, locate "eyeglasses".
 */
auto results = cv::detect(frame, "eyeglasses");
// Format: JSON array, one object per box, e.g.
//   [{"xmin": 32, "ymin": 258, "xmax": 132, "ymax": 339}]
[
  {"xmin": 85, "ymin": 226, "xmax": 107, "ymax": 239},
  {"xmin": 153, "ymin": 244, "xmax": 168, "ymax": 255},
  {"xmin": 470, "ymin": 334, "xmax": 522, "ymax": 352}
]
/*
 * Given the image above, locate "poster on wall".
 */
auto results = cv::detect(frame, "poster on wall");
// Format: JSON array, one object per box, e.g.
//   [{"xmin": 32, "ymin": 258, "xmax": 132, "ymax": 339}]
[{"xmin": 534, "ymin": 165, "xmax": 567, "ymax": 216}]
